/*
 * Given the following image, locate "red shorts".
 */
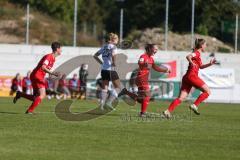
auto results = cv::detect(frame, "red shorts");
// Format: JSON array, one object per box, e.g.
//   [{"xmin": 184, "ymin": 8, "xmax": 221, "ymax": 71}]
[
  {"xmin": 136, "ymin": 77, "xmax": 150, "ymax": 97},
  {"xmin": 181, "ymin": 73, "xmax": 205, "ymax": 93},
  {"xmin": 30, "ymin": 74, "xmax": 45, "ymax": 89}
]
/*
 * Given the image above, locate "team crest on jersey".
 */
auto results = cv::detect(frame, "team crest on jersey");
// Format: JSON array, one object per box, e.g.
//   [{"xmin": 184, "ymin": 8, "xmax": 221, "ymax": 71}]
[{"xmin": 139, "ymin": 57, "xmax": 144, "ymax": 62}]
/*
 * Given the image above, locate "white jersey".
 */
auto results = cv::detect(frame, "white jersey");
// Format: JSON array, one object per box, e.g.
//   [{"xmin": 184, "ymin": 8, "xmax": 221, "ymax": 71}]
[{"xmin": 97, "ymin": 44, "xmax": 117, "ymax": 71}]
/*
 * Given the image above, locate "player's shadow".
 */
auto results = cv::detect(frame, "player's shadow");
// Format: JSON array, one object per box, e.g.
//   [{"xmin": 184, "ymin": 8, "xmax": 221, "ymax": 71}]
[
  {"xmin": 55, "ymin": 100, "xmax": 120, "ymax": 121},
  {"xmin": 0, "ymin": 111, "xmax": 20, "ymax": 115}
]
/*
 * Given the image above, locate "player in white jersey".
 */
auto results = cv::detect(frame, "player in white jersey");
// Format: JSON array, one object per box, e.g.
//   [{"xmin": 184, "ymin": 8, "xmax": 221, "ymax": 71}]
[{"xmin": 94, "ymin": 33, "xmax": 121, "ymax": 110}]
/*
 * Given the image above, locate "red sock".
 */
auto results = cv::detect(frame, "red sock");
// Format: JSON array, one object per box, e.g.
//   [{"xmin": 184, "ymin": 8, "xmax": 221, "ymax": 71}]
[
  {"xmin": 27, "ymin": 96, "xmax": 42, "ymax": 112},
  {"xmin": 141, "ymin": 97, "xmax": 150, "ymax": 113},
  {"xmin": 194, "ymin": 92, "xmax": 209, "ymax": 106},
  {"xmin": 20, "ymin": 92, "xmax": 35, "ymax": 101},
  {"xmin": 168, "ymin": 98, "xmax": 182, "ymax": 112}
]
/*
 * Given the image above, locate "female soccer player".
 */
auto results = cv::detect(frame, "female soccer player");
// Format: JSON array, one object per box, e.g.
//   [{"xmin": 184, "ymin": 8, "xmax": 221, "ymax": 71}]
[
  {"xmin": 118, "ymin": 44, "xmax": 170, "ymax": 117},
  {"xmin": 163, "ymin": 38, "xmax": 216, "ymax": 118},
  {"xmin": 13, "ymin": 42, "xmax": 62, "ymax": 114},
  {"xmin": 93, "ymin": 33, "xmax": 121, "ymax": 110}
]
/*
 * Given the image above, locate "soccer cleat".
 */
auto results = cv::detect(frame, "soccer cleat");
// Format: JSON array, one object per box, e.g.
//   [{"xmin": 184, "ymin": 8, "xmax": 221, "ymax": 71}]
[
  {"xmin": 162, "ymin": 110, "xmax": 171, "ymax": 119},
  {"xmin": 13, "ymin": 91, "xmax": 21, "ymax": 104},
  {"xmin": 139, "ymin": 112, "xmax": 147, "ymax": 118},
  {"xmin": 189, "ymin": 104, "xmax": 200, "ymax": 115},
  {"xmin": 118, "ymin": 88, "xmax": 127, "ymax": 97},
  {"xmin": 25, "ymin": 110, "xmax": 35, "ymax": 115}
]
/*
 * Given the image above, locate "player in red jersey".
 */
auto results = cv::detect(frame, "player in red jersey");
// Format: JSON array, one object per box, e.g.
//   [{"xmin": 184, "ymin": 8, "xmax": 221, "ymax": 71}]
[
  {"xmin": 118, "ymin": 44, "xmax": 170, "ymax": 117},
  {"xmin": 163, "ymin": 38, "xmax": 217, "ymax": 118},
  {"xmin": 13, "ymin": 42, "xmax": 62, "ymax": 114}
]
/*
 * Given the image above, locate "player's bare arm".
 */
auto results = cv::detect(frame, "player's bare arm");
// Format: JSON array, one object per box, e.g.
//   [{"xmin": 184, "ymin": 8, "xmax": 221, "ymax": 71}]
[
  {"xmin": 41, "ymin": 65, "xmax": 59, "ymax": 77},
  {"xmin": 112, "ymin": 53, "xmax": 117, "ymax": 67},
  {"xmin": 93, "ymin": 52, "xmax": 103, "ymax": 65},
  {"xmin": 200, "ymin": 58, "xmax": 217, "ymax": 69},
  {"xmin": 186, "ymin": 54, "xmax": 196, "ymax": 66},
  {"xmin": 152, "ymin": 63, "xmax": 170, "ymax": 73}
]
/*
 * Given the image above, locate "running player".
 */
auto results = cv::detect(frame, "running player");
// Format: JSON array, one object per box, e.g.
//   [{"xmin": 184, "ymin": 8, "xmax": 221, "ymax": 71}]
[
  {"xmin": 13, "ymin": 42, "xmax": 62, "ymax": 114},
  {"xmin": 93, "ymin": 33, "xmax": 121, "ymax": 110},
  {"xmin": 163, "ymin": 38, "xmax": 216, "ymax": 118},
  {"xmin": 118, "ymin": 44, "xmax": 170, "ymax": 117}
]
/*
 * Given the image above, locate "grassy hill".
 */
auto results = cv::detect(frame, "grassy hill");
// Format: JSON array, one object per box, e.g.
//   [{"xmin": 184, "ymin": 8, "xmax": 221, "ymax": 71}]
[
  {"xmin": 128, "ymin": 28, "xmax": 234, "ymax": 53},
  {"xmin": 0, "ymin": 1, "xmax": 99, "ymax": 46}
]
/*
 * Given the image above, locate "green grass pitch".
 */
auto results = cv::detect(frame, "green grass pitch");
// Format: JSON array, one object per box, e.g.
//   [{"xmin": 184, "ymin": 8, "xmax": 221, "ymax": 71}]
[{"xmin": 0, "ymin": 97, "xmax": 239, "ymax": 160}]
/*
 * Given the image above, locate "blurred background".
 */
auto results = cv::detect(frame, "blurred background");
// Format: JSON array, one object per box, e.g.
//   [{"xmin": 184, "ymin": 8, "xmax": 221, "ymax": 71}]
[
  {"xmin": 0, "ymin": 0, "xmax": 239, "ymax": 51},
  {"xmin": 0, "ymin": 0, "xmax": 240, "ymax": 103}
]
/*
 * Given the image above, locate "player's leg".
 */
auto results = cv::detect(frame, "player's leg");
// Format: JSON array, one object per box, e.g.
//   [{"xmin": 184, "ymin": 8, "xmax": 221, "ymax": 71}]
[
  {"xmin": 163, "ymin": 90, "xmax": 189, "ymax": 118},
  {"xmin": 118, "ymin": 88, "xmax": 138, "ymax": 100},
  {"xmin": 190, "ymin": 84, "xmax": 210, "ymax": 115},
  {"xmin": 118, "ymin": 77, "xmax": 145, "ymax": 106},
  {"xmin": 13, "ymin": 91, "xmax": 35, "ymax": 103},
  {"xmin": 138, "ymin": 87, "xmax": 151, "ymax": 117},
  {"xmin": 99, "ymin": 80, "xmax": 109, "ymax": 110},
  {"xmin": 26, "ymin": 88, "xmax": 46, "ymax": 114},
  {"xmin": 107, "ymin": 78, "xmax": 120, "ymax": 106},
  {"xmin": 163, "ymin": 77, "xmax": 191, "ymax": 118},
  {"xmin": 190, "ymin": 77, "xmax": 210, "ymax": 115},
  {"xmin": 105, "ymin": 71, "xmax": 121, "ymax": 109},
  {"xmin": 13, "ymin": 81, "xmax": 37, "ymax": 103},
  {"xmin": 118, "ymin": 87, "xmax": 138, "ymax": 106}
]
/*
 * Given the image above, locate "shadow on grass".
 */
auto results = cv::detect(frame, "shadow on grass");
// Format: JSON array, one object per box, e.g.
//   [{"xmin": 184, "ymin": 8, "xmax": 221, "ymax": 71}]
[
  {"xmin": 54, "ymin": 100, "xmax": 118, "ymax": 121},
  {"xmin": 0, "ymin": 111, "xmax": 20, "ymax": 115}
]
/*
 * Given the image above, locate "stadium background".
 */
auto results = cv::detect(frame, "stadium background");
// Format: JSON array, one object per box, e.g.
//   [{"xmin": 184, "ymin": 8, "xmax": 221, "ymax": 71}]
[
  {"xmin": 0, "ymin": 0, "xmax": 239, "ymax": 102},
  {"xmin": 1, "ymin": 1, "xmax": 240, "ymax": 160}
]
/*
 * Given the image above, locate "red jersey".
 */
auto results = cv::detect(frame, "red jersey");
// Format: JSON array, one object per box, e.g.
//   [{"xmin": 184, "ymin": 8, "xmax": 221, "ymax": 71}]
[
  {"xmin": 31, "ymin": 53, "xmax": 55, "ymax": 80},
  {"xmin": 186, "ymin": 50, "xmax": 202, "ymax": 75},
  {"xmin": 137, "ymin": 53, "xmax": 154, "ymax": 79}
]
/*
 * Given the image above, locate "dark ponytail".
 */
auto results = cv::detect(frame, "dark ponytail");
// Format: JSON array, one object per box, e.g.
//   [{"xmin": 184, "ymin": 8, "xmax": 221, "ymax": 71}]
[
  {"xmin": 145, "ymin": 43, "xmax": 156, "ymax": 53},
  {"xmin": 194, "ymin": 38, "xmax": 205, "ymax": 50}
]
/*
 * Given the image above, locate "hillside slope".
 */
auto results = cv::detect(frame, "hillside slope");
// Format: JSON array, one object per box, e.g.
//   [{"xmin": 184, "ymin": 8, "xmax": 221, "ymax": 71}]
[
  {"xmin": 0, "ymin": 2, "xmax": 99, "ymax": 46},
  {"xmin": 128, "ymin": 28, "xmax": 234, "ymax": 53}
]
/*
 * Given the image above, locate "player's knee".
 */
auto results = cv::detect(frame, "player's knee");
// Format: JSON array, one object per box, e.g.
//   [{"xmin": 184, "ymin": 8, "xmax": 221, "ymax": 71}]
[
  {"xmin": 40, "ymin": 93, "xmax": 46, "ymax": 99},
  {"xmin": 205, "ymin": 90, "xmax": 211, "ymax": 96},
  {"xmin": 203, "ymin": 87, "xmax": 211, "ymax": 95},
  {"xmin": 178, "ymin": 97, "xmax": 186, "ymax": 101}
]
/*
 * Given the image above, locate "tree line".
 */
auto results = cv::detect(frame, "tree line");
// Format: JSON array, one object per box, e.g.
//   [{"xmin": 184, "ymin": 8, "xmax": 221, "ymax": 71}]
[{"xmin": 9, "ymin": 0, "xmax": 240, "ymax": 44}]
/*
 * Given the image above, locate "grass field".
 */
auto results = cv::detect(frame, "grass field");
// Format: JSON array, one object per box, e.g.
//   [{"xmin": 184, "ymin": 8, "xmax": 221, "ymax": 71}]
[{"xmin": 0, "ymin": 97, "xmax": 239, "ymax": 160}]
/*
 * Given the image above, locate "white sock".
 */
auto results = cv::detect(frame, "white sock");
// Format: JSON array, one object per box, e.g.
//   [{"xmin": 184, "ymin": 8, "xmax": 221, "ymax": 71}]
[
  {"xmin": 107, "ymin": 91, "xmax": 117, "ymax": 105},
  {"xmin": 100, "ymin": 89, "xmax": 108, "ymax": 106}
]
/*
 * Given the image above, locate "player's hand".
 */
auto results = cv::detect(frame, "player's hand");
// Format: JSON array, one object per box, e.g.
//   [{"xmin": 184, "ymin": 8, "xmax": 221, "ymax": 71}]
[
  {"xmin": 166, "ymin": 68, "xmax": 171, "ymax": 73},
  {"xmin": 210, "ymin": 58, "xmax": 217, "ymax": 65}
]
